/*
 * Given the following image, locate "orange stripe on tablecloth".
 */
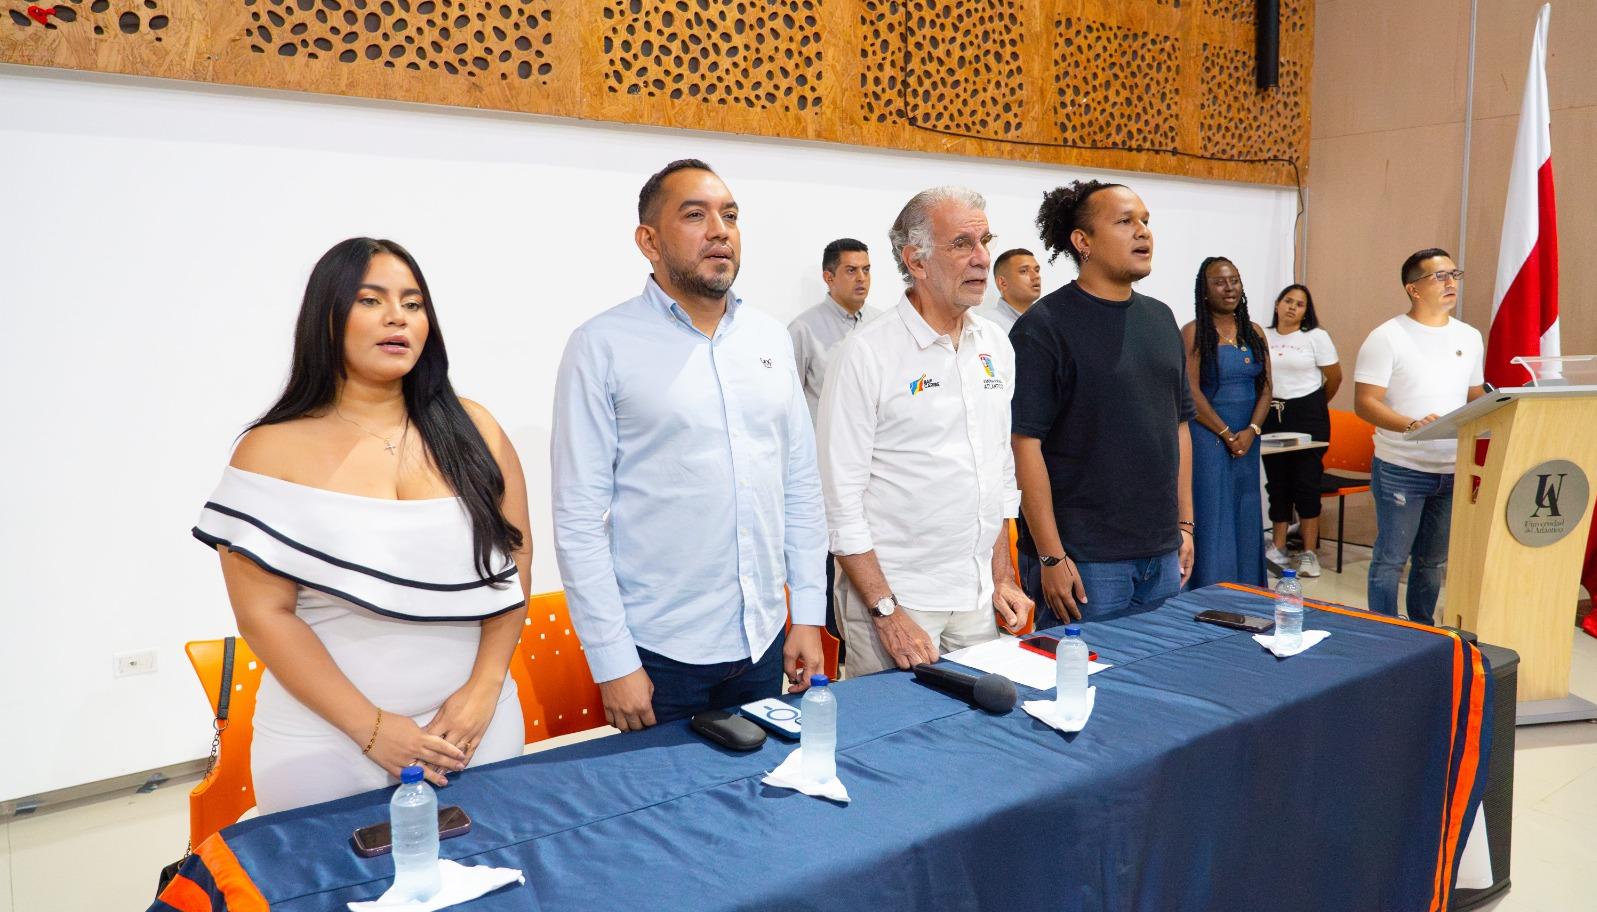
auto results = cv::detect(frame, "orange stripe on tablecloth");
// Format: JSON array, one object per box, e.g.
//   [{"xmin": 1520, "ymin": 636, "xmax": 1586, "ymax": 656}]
[
  {"xmin": 1213, "ymin": 582, "xmax": 1473, "ymax": 910},
  {"xmin": 194, "ymin": 834, "xmax": 270, "ymax": 912},
  {"xmin": 156, "ymin": 874, "xmax": 212, "ymax": 912},
  {"xmin": 1216, "ymin": 582, "xmax": 1452, "ymax": 635},
  {"xmin": 1434, "ymin": 642, "xmax": 1489, "ymax": 912}
]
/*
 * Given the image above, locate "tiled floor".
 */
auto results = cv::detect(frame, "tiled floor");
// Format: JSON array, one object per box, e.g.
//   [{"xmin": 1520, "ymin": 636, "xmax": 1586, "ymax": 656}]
[{"xmin": 4, "ymin": 549, "xmax": 1594, "ymax": 911}]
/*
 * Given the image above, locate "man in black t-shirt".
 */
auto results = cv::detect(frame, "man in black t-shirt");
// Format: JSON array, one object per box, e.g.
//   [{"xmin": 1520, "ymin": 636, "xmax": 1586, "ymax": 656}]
[{"xmin": 1010, "ymin": 181, "xmax": 1196, "ymax": 625}]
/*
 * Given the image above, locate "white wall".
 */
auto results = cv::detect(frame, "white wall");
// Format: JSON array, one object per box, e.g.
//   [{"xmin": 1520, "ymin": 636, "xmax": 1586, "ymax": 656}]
[{"xmin": 0, "ymin": 64, "xmax": 1297, "ymax": 800}]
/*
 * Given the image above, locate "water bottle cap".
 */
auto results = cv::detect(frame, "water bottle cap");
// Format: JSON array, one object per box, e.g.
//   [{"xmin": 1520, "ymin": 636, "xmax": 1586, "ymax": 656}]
[
  {"xmin": 1282, "ymin": 569, "xmax": 1297, "ymax": 578},
  {"xmin": 1064, "ymin": 625, "xmax": 1082, "ymax": 637},
  {"xmin": 400, "ymin": 765, "xmax": 425, "ymax": 784},
  {"xmin": 810, "ymin": 674, "xmax": 830, "ymax": 687}
]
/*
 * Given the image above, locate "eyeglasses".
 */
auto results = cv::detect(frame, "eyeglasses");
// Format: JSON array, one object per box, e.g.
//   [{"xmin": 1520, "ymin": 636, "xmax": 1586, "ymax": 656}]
[
  {"xmin": 927, "ymin": 233, "xmax": 997, "ymax": 256},
  {"xmin": 1416, "ymin": 269, "xmax": 1465, "ymax": 285}
]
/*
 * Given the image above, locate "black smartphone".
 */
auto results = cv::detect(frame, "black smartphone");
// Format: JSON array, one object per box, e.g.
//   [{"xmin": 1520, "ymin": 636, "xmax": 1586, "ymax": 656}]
[
  {"xmin": 1018, "ymin": 635, "xmax": 1098, "ymax": 662},
  {"xmin": 351, "ymin": 805, "xmax": 472, "ymax": 858},
  {"xmin": 1194, "ymin": 609, "xmax": 1275, "ymax": 634}
]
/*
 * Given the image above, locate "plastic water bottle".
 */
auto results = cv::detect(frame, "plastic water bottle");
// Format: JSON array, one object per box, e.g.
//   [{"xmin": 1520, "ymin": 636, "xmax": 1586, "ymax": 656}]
[
  {"xmin": 799, "ymin": 674, "xmax": 837, "ymax": 783},
  {"xmin": 390, "ymin": 765, "xmax": 441, "ymax": 901},
  {"xmin": 1274, "ymin": 568, "xmax": 1304, "ymax": 654},
  {"xmin": 1056, "ymin": 625, "xmax": 1090, "ymax": 720}
]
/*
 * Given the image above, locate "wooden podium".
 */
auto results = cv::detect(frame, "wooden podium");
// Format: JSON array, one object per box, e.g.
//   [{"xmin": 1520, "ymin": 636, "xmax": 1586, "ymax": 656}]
[{"xmin": 1412, "ymin": 366, "xmax": 1597, "ymax": 724}]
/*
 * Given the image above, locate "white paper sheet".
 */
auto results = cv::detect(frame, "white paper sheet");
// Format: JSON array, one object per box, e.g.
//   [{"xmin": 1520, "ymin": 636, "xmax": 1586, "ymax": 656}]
[
  {"xmin": 1455, "ymin": 804, "xmax": 1494, "ymax": 889},
  {"xmin": 943, "ymin": 635, "xmax": 1111, "ymax": 691}
]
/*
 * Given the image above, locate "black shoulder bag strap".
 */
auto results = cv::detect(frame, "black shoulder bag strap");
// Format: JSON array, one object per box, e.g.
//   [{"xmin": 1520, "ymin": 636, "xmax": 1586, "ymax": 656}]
[{"xmin": 156, "ymin": 636, "xmax": 238, "ymax": 897}]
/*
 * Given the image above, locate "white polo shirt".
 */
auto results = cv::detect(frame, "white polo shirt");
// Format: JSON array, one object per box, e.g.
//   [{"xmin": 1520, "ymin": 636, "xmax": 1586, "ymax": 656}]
[
  {"xmin": 1354, "ymin": 315, "xmax": 1484, "ymax": 474},
  {"xmin": 817, "ymin": 295, "xmax": 1021, "ymax": 613}
]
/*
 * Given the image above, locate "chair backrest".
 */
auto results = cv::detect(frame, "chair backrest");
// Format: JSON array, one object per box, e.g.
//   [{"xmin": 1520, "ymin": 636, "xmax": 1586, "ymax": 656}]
[
  {"xmin": 509, "ymin": 591, "xmax": 607, "ymax": 744},
  {"xmin": 1325, "ymin": 408, "xmax": 1376, "ymax": 474},
  {"xmin": 1007, "ymin": 521, "xmax": 1035, "ymax": 635},
  {"xmin": 183, "ymin": 638, "xmax": 266, "ymax": 849}
]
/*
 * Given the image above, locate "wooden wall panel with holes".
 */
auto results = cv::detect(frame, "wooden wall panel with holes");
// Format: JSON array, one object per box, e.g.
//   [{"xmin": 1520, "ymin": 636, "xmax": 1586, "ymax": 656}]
[{"xmin": 2, "ymin": 1, "xmax": 1311, "ymax": 186}]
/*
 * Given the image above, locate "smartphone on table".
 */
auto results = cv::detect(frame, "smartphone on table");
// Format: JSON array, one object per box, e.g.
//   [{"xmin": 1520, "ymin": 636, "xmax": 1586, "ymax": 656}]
[
  {"xmin": 351, "ymin": 805, "xmax": 472, "ymax": 858},
  {"xmin": 1018, "ymin": 634, "xmax": 1098, "ymax": 663},
  {"xmin": 1193, "ymin": 609, "xmax": 1275, "ymax": 634}
]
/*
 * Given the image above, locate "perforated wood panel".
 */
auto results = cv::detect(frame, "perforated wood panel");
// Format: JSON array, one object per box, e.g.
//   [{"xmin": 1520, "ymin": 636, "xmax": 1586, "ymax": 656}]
[
  {"xmin": 858, "ymin": 0, "xmax": 1027, "ymax": 137},
  {"xmin": 242, "ymin": 0, "xmax": 556, "ymax": 84},
  {"xmin": 1054, "ymin": 15, "xmax": 1181, "ymax": 151},
  {"xmin": 600, "ymin": 0, "xmax": 821, "ymax": 111},
  {"xmin": 2, "ymin": 1, "xmax": 1313, "ymax": 186}
]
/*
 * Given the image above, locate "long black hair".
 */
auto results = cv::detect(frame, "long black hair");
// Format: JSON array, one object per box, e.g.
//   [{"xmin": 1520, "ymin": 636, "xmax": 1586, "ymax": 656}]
[
  {"xmin": 1192, "ymin": 256, "xmax": 1267, "ymax": 398},
  {"xmin": 250, "ymin": 238, "xmax": 521, "ymax": 583},
  {"xmin": 1269, "ymin": 283, "xmax": 1320, "ymax": 331}
]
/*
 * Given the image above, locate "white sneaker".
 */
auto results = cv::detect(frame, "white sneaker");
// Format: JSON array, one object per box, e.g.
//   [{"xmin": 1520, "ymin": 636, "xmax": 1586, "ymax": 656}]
[
  {"xmin": 1298, "ymin": 551, "xmax": 1322, "ymax": 578},
  {"xmin": 1265, "ymin": 545, "xmax": 1291, "ymax": 568}
]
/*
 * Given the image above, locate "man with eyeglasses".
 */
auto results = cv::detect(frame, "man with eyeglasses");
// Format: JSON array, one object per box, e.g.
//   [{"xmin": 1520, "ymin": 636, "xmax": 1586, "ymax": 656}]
[
  {"xmin": 1353, "ymin": 248, "xmax": 1485, "ymax": 624},
  {"xmin": 817, "ymin": 186, "xmax": 1033, "ymax": 674}
]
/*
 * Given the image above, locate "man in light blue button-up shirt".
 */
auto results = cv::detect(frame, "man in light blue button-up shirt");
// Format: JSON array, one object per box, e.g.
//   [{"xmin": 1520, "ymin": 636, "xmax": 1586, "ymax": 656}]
[{"xmin": 552, "ymin": 160, "xmax": 827, "ymax": 730}]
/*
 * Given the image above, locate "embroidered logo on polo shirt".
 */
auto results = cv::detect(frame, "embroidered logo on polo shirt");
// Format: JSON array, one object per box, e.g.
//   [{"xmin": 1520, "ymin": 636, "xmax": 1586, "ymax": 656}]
[
  {"xmin": 978, "ymin": 353, "xmax": 1005, "ymax": 390},
  {"xmin": 909, "ymin": 374, "xmax": 942, "ymax": 395},
  {"xmin": 760, "ymin": 357, "xmax": 773, "ymax": 368}
]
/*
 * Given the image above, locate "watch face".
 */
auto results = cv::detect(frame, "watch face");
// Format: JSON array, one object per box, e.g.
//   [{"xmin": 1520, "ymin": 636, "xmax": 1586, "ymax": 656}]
[{"xmin": 873, "ymin": 597, "xmax": 896, "ymax": 617}]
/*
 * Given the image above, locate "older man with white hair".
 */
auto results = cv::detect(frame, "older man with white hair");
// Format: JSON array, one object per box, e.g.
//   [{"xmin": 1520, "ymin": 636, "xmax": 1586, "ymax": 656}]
[{"xmin": 817, "ymin": 187, "xmax": 1034, "ymax": 675}]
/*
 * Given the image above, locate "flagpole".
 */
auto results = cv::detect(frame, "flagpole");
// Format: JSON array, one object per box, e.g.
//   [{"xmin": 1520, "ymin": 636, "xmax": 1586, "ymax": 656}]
[{"xmin": 1457, "ymin": 0, "xmax": 1480, "ymax": 318}]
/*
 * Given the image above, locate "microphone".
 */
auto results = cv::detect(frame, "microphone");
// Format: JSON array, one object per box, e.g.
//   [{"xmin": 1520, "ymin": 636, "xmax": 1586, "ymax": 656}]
[{"xmin": 911, "ymin": 663, "xmax": 1017, "ymax": 713}]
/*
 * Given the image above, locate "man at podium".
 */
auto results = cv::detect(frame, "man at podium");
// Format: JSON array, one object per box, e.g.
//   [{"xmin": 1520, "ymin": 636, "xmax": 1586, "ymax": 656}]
[{"xmin": 1352, "ymin": 248, "xmax": 1487, "ymax": 624}]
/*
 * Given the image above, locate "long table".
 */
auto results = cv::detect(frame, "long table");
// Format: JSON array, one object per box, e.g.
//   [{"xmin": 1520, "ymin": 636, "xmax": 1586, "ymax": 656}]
[{"xmin": 152, "ymin": 584, "xmax": 1490, "ymax": 912}]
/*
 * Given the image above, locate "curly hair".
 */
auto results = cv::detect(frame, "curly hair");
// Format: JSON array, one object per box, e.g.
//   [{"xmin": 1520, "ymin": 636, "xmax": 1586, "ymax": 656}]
[
  {"xmin": 1035, "ymin": 180, "xmax": 1125, "ymax": 266},
  {"xmin": 1192, "ymin": 256, "xmax": 1267, "ymax": 398}
]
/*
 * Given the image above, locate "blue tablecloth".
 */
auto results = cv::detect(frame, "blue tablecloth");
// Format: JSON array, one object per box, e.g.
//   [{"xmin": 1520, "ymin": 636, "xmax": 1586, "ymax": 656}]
[{"xmin": 154, "ymin": 584, "xmax": 1490, "ymax": 912}]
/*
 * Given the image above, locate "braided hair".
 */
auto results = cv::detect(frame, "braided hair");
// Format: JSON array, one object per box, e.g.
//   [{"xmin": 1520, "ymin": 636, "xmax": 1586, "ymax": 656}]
[
  {"xmin": 1035, "ymin": 179, "xmax": 1125, "ymax": 266},
  {"xmin": 1192, "ymin": 256, "xmax": 1267, "ymax": 398}
]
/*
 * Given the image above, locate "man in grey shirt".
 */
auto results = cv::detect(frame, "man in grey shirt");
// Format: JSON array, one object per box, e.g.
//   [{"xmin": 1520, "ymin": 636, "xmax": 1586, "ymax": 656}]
[
  {"xmin": 788, "ymin": 238, "xmax": 876, "ymax": 424},
  {"xmin": 978, "ymin": 247, "xmax": 1043, "ymax": 332},
  {"xmin": 788, "ymin": 237, "xmax": 875, "ymax": 659}
]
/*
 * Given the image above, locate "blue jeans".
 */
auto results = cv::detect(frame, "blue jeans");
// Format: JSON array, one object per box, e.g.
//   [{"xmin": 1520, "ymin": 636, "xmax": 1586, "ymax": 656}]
[
  {"xmin": 1368, "ymin": 458, "xmax": 1453, "ymax": 625},
  {"xmin": 1020, "ymin": 550, "xmax": 1183, "ymax": 629},
  {"xmin": 637, "ymin": 630, "xmax": 786, "ymax": 724}
]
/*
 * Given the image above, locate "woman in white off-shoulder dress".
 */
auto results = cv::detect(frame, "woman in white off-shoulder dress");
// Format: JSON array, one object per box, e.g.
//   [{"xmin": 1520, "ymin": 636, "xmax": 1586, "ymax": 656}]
[{"xmin": 196, "ymin": 238, "xmax": 532, "ymax": 814}]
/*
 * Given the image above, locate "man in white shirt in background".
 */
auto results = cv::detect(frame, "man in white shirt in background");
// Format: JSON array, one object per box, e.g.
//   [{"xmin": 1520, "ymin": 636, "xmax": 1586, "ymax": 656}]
[
  {"xmin": 789, "ymin": 238, "xmax": 876, "ymax": 660},
  {"xmin": 978, "ymin": 247, "xmax": 1043, "ymax": 333},
  {"xmin": 1353, "ymin": 247, "xmax": 1485, "ymax": 625},
  {"xmin": 818, "ymin": 186, "xmax": 1034, "ymax": 674}
]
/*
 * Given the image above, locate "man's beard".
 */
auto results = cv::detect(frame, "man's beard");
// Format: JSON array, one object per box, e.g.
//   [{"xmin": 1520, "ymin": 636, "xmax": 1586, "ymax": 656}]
[{"xmin": 667, "ymin": 253, "xmax": 738, "ymax": 298}]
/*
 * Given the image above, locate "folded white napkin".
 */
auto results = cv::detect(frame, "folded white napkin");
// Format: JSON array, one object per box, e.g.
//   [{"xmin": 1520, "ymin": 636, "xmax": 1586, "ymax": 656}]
[
  {"xmin": 1253, "ymin": 629, "xmax": 1331, "ymax": 658},
  {"xmin": 1022, "ymin": 686, "xmax": 1097, "ymax": 733},
  {"xmin": 761, "ymin": 746, "xmax": 850, "ymax": 803},
  {"xmin": 347, "ymin": 858, "xmax": 525, "ymax": 912}
]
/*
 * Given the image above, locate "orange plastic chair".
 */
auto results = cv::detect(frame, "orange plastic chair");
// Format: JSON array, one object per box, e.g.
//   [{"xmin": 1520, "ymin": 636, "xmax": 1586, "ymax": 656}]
[
  {"xmin": 782, "ymin": 587, "xmax": 842, "ymax": 680},
  {"xmin": 1321, "ymin": 408, "xmax": 1377, "ymax": 573},
  {"xmin": 183, "ymin": 637, "xmax": 266, "ymax": 849},
  {"xmin": 508, "ymin": 591, "xmax": 607, "ymax": 744},
  {"xmin": 1006, "ymin": 520, "xmax": 1036, "ymax": 635}
]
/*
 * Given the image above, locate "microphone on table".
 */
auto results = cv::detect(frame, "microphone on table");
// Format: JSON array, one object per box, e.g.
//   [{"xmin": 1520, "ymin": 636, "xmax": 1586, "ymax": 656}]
[{"xmin": 911, "ymin": 664, "xmax": 1017, "ymax": 714}]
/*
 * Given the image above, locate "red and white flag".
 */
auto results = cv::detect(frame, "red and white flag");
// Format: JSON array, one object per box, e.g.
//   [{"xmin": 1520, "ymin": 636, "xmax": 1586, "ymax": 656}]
[{"xmin": 1486, "ymin": 3, "xmax": 1558, "ymax": 388}]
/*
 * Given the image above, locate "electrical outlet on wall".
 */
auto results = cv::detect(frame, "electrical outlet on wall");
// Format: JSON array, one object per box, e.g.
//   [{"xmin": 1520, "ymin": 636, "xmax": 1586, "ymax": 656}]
[{"xmin": 114, "ymin": 650, "xmax": 157, "ymax": 677}]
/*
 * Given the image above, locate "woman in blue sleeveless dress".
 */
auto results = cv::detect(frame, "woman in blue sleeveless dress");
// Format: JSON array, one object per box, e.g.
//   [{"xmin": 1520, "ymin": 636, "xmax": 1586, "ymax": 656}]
[{"xmin": 1182, "ymin": 257, "xmax": 1273, "ymax": 589}]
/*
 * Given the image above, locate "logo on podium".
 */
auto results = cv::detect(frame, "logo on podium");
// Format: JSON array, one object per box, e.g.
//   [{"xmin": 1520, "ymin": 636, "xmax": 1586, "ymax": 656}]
[{"xmin": 1505, "ymin": 459, "xmax": 1590, "ymax": 547}]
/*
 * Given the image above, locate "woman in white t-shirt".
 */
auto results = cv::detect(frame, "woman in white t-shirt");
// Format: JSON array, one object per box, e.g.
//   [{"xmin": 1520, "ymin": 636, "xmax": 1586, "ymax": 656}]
[{"xmin": 1261, "ymin": 284, "xmax": 1342, "ymax": 576}]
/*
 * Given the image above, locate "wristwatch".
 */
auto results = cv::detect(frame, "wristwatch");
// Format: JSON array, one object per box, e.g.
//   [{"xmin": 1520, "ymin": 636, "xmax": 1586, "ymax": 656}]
[
  {"xmin": 868, "ymin": 594, "xmax": 899, "ymax": 618},
  {"xmin": 1248, "ymin": 422, "xmax": 1263, "ymax": 435},
  {"xmin": 1039, "ymin": 555, "xmax": 1066, "ymax": 567}
]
